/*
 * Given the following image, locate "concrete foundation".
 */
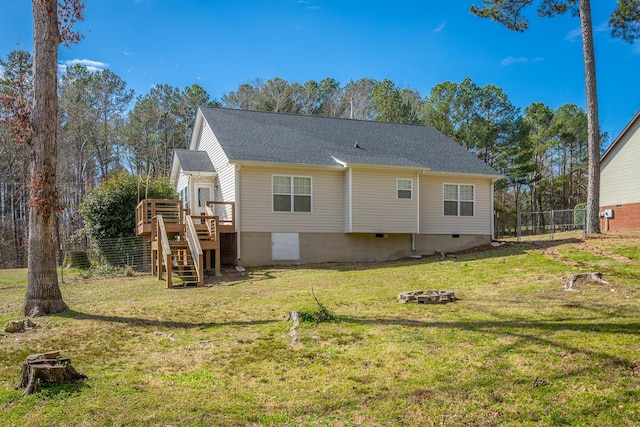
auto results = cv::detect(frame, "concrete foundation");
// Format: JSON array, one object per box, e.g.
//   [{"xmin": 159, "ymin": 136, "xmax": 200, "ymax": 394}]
[{"xmin": 238, "ymin": 232, "xmax": 491, "ymax": 266}]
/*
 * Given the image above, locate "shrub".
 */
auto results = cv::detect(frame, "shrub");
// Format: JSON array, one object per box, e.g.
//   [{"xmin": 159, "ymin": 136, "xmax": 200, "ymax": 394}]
[
  {"xmin": 574, "ymin": 202, "xmax": 587, "ymax": 229},
  {"xmin": 79, "ymin": 173, "xmax": 177, "ymax": 265}
]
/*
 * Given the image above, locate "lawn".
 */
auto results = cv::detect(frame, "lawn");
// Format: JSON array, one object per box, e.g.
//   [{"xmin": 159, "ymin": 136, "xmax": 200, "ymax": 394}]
[{"xmin": 1, "ymin": 233, "xmax": 639, "ymax": 426}]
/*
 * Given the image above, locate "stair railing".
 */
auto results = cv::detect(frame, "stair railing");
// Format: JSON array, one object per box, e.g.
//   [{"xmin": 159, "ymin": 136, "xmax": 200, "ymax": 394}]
[
  {"xmin": 185, "ymin": 215, "xmax": 204, "ymax": 286},
  {"xmin": 156, "ymin": 214, "xmax": 173, "ymax": 288}
]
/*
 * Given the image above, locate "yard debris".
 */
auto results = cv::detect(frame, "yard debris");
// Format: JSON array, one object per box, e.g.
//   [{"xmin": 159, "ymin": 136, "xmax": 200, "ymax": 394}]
[
  {"xmin": 287, "ymin": 310, "xmax": 301, "ymax": 346},
  {"xmin": 399, "ymin": 289, "xmax": 458, "ymax": 304},
  {"xmin": 16, "ymin": 351, "xmax": 86, "ymax": 396},
  {"xmin": 564, "ymin": 272, "xmax": 609, "ymax": 291},
  {"xmin": 153, "ymin": 331, "xmax": 178, "ymax": 341},
  {"xmin": 531, "ymin": 377, "xmax": 549, "ymax": 388},
  {"xmin": 4, "ymin": 318, "xmax": 36, "ymax": 334}
]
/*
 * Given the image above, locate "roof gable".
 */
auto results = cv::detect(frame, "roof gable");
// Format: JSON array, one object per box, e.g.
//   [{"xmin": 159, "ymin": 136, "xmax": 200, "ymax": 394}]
[
  {"xmin": 173, "ymin": 149, "xmax": 216, "ymax": 174},
  {"xmin": 198, "ymin": 107, "xmax": 500, "ymax": 176},
  {"xmin": 601, "ymin": 110, "xmax": 640, "ymax": 165}
]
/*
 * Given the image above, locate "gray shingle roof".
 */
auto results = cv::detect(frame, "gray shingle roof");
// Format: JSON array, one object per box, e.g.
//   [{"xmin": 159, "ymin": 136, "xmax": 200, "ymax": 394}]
[
  {"xmin": 174, "ymin": 149, "xmax": 216, "ymax": 174},
  {"xmin": 199, "ymin": 107, "xmax": 500, "ymax": 176}
]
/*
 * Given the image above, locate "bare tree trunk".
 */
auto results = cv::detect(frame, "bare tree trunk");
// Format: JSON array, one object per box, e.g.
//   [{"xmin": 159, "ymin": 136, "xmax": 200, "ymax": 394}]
[
  {"xmin": 579, "ymin": 0, "xmax": 601, "ymax": 234},
  {"xmin": 24, "ymin": 0, "xmax": 68, "ymax": 316}
]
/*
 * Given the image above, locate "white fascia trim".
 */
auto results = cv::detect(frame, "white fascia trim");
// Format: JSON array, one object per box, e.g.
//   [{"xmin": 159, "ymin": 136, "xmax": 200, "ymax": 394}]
[{"xmin": 427, "ymin": 170, "xmax": 504, "ymax": 180}]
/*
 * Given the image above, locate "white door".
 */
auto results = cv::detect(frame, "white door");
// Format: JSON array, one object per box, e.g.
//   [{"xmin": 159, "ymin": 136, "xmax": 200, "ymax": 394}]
[{"xmin": 195, "ymin": 184, "xmax": 213, "ymax": 215}]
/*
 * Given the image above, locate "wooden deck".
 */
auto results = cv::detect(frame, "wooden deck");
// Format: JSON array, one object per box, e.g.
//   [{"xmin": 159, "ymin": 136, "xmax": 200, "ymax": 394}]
[{"xmin": 136, "ymin": 199, "xmax": 236, "ymax": 287}]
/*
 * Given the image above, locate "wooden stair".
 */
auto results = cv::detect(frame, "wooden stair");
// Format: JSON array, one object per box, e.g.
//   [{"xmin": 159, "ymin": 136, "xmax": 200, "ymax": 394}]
[
  {"xmin": 137, "ymin": 199, "xmax": 237, "ymax": 288},
  {"xmin": 169, "ymin": 242, "xmax": 199, "ymax": 286}
]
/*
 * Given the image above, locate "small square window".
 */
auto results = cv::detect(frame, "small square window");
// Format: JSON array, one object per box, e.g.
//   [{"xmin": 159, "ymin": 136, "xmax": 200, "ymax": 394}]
[{"xmin": 397, "ymin": 179, "xmax": 412, "ymax": 199}]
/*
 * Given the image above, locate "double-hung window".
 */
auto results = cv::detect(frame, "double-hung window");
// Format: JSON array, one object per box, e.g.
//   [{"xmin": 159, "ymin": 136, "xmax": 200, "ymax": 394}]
[
  {"xmin": 273, "ymin": 175, "xmax": 312, "ymax": 212},
  {"xmin": 443, "ymin": 184, "xmax": 474, "ymax": 216},
  {"xmin": 396, "ymin": 179, "xmax": 413, "ymax": 199}
]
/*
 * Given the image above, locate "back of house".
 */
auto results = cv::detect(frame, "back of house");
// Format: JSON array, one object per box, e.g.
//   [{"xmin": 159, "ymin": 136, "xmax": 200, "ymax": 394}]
[{"xmin": 170, "ymin": 107, "xmax": 502, "ymax": 266}]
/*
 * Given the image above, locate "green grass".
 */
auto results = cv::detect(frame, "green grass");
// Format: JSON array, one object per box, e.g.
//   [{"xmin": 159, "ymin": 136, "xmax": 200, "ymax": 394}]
[{"xmin": 1, "ymin": 234, "xmax": 640, "ymax": 426}]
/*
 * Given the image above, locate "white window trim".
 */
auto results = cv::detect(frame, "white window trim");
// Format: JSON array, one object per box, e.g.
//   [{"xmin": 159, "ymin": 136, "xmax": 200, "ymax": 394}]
[
  {"xmin": 396, "ymin": 178, "xmax": 413, "ymax": 200},
  {"xmin": 272, "ymin": 175, "xmax": 313, "ymax": 213},
  {"xmin": 443, "ymin": 183, "xmax": 475, "ymax": 217}
]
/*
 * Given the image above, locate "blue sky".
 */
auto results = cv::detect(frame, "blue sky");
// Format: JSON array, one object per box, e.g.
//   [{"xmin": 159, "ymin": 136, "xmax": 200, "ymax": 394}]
[{"xmin": 1, "ymin": 0, "xmax": 639, "ymax": 143}]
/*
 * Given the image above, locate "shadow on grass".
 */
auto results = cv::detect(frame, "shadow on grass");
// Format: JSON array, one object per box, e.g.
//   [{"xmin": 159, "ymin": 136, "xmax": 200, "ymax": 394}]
[
  {"xmin": 200, "ymin": 269, "xmax": 278, "ymax": 287},
  {"xmin": 53, "ymin": 310, "xmax": 279, "ymax": 329},
  {"xmin": 342, "ymin": 315, "xmax": 639, "ymax": 370}
]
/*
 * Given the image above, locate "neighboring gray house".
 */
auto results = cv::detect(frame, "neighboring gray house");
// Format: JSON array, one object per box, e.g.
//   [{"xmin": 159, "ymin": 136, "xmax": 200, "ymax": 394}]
[
  {"xmin": 170, "ymin": 107, "xmax": 502, "ymax": 266},
  {"xmin": 600, "ymin": 110, "xmax": 640, "ymax": 231}
]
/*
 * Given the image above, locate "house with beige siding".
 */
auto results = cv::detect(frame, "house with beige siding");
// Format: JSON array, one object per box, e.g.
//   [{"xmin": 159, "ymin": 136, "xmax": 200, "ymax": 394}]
[
  {"xmin": 170, "ymin": 107, "xmax": 502, "ymax": 266},
  {"xmin": 599, "ymin": 110, "xmax": 640, "ymax": 231}
]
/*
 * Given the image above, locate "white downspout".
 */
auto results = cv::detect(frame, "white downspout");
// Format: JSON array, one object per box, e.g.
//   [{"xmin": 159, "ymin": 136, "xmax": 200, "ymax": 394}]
[
  {"xmin": 235, "ymin": 164, "xmax": 242, "ymax": 261},
  {"xmin": 413, "ymin": 171, "xmax": 420, "ymax": 251},
  {"xmin": 490, "ymin": 179, "xmax": 496, "ymax": 241}
]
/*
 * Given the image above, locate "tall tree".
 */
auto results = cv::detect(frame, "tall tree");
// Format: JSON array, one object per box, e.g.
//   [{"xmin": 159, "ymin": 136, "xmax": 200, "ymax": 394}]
[
  {"xmin": 423, "ymin": 78, "xmax": 519, "ymax": 167},
  {"xmin": 471, "ymin": 0, "xmax": 640, "ymax": 234},
  {"xmin": 371, "ymin": 78, "xmax": 421, "ymax": 124},
  {"xmin": 23, "ymin": 0, "xmax": 84, "ymax": 315},
  {"xmin": 0, "ymin": 50, "xmax": 32, "ymax": 268},
  {"xmin": 342, "ymin": 78, "xmax": 376, "ymax": 120}
]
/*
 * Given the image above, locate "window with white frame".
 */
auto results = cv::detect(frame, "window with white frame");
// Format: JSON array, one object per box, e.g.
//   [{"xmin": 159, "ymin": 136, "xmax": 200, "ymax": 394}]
[
  {"xmin": 273, "ymin": 176, "xmax": 312, "ymax": 212},
  {"xmin": 396, "ymin": 179, "xmax": 413, "ymax": 199},
  {"xmin": 443, "ymin": 184, "xmax": 474, "ymax": 216}
]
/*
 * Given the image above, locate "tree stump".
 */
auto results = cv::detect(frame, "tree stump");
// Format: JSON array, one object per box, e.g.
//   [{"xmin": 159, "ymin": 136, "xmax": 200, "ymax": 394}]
[{"xmin": 16, "ymin": 351, "xmax": 87, "ymax": 396}]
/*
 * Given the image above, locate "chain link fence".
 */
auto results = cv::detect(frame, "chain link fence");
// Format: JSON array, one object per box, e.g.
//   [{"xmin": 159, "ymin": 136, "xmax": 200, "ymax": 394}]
[
  {"xmin": 0, "ymin": 236, "xmax": 151, "ymax": 271},
  {"xmin": 515, "ymin": 208, "xmax": 587, "ymax": 242},
  {"xmin": 63, "ymin": 236, "xmax": 151, "ymax": 271}
]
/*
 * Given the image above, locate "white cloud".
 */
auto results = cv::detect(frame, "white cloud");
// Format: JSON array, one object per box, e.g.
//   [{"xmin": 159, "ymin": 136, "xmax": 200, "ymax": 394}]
[
  {"xmin": 58, "ymin": 58, "xmax": 109, "ymax": 73},
  {"xmin": 566, "ymin": 21, "xmax": 609, "ymax": 42},
  {"xmin": 500, "ymin": 56, "xmax": 544, "ymax": 66},
  {"xmin": 565, "ymin": 27, "xmax": 582, "ymax": 42},
  {"xmin": 434, "ymin": 21, "xmax": 446, "ymax": 33},
  {"xmin": 124, "ymin": 51, "xmax": 134, "ymax": 56},
  {"xmin": 297, "ymin": 0, "xmax": 319, "ymax": 9},
  {"xmin": 501, "ymin": 56, "xmax": 528, "ymax": 66}
]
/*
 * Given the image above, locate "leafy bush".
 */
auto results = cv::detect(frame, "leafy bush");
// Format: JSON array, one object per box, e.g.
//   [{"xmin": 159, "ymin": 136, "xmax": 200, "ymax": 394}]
[{"xmin": 79, "ymin": 173, "xmax": 177, "ymax": 265}]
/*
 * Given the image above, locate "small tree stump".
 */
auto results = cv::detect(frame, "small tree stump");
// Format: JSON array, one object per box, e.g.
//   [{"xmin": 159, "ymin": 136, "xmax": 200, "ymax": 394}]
[
  {"xmin": 565, "ymin": 272, "xmax": 609, "ymax": 290},
  {"xmin": 16, "ymin": 351, "xmax": 87, "ymax": 396}
]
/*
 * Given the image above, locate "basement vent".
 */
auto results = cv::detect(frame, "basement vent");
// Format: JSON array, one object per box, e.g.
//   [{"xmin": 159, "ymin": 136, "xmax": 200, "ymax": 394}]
[{"xmin": 452, "ymin": 234, "xmax": 460, "ymax": 238}]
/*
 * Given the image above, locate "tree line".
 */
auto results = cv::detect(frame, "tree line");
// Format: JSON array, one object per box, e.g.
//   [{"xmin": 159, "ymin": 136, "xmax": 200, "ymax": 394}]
[{"xmin": 1, "ymin": 48, "xmax": 591, "ymax": 267}]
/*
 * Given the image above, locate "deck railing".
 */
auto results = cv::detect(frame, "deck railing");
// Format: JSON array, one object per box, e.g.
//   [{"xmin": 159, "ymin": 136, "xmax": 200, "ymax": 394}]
[
  {"xmin": 205, "ymin": 201, "xmax": 235, "ymax": 232},
  {"xmin": 136, "ymin": 199, "xmax": 184, "ymax": 236}
]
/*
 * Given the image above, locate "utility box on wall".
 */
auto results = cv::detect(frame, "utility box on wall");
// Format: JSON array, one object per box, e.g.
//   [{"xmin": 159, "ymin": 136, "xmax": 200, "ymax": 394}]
[{"xmin": 603, "ymin": 209, "xmax": 614, "ymax": 218}]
